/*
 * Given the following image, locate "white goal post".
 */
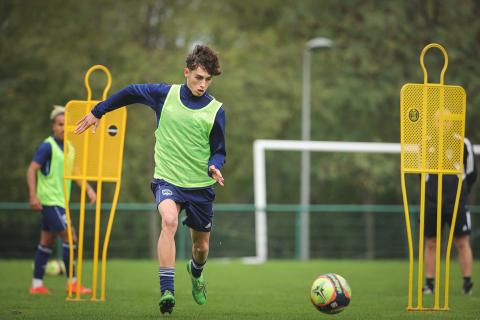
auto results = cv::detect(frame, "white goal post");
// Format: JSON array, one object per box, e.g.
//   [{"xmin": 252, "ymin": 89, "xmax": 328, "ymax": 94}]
[{"xmin": 251, "ymin": 140, "xmax": 480, "ymax": 263}]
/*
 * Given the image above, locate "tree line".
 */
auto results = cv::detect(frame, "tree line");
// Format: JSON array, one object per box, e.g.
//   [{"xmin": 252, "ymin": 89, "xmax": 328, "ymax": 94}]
[{"xmin": 1, "ymin": 0, "xmax": 479, "ymax": 205}]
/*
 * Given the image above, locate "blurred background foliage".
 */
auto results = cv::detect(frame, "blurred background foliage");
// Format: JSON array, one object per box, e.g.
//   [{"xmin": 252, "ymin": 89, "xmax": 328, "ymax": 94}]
[{"xmin": 1, "ymin": 0, "xmax": 479, "ymax": 205}]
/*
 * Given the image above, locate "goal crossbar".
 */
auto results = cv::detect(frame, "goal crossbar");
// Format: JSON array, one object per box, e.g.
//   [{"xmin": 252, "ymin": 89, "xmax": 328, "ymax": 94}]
[{"xmin": 252, "ymin": 140, "xmax": 480, "ymax": 263}]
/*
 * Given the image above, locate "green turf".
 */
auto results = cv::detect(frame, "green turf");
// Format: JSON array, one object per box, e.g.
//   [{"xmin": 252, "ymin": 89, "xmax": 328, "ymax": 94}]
[{"xmin": 1, "ymin": 259, "xmax": 478, "ymax": 319}]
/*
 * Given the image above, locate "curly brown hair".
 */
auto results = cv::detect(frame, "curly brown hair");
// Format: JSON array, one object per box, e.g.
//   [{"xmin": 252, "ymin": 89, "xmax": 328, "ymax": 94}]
[{"xmin": 186, "ymin": 45, "xmax": 222, "ymax": 76}]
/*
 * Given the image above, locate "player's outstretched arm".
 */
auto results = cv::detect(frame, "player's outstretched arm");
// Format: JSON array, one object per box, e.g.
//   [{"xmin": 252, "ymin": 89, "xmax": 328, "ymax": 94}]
[
  {"xmin": 75, "ymin": 113, "xmax": 100, "ymax": 134},
  {"xmin": 209, "ymin": 165, "xmax": 224, "ymax": 187}
]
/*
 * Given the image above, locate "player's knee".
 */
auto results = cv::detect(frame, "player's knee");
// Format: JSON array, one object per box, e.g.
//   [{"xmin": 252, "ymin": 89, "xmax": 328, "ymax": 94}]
[
  {"xmin": 161, "ymin": 215, "xmax": 178, "ymax": 232},
  {"xmin": 425, "ymin": 238, "xmax": 436, "ymax": 250},
  {"xmin": 455, "ymin": 236, "xmax": 470, "ymax": 251},
  {"xmin": 40, "ymin": 238, "xmax": 55, "ymax": 247}
]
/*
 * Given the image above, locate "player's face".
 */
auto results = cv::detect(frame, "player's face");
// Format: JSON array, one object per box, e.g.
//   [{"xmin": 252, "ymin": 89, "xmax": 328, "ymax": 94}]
[
  {"xmin": 52, "ymin": 114, "xmax": 65, "ymax": 141},
  {"xmin": 184, "ymin": 66, "xmax": 212, "ymax": 96}
]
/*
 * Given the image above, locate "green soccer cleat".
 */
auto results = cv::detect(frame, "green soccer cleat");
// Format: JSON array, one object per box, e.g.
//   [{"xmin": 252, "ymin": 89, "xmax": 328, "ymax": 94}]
[
  {"xmin": 186, "ymin": 260, "xmax": 207, "ymax": 305},
  {"xmin": 159, "ymin": 290, "xmax": 175, "ymax": 314}
]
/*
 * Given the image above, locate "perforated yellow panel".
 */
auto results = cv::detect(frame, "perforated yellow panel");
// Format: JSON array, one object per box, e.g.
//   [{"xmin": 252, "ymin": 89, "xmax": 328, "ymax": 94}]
[
  {"xmin": 64, "ymin": 100, "xmax": 127, "ymax": 181},
  {"xmin": 400, "ymin": 84, "xmax": 466, "ymax": 174}
]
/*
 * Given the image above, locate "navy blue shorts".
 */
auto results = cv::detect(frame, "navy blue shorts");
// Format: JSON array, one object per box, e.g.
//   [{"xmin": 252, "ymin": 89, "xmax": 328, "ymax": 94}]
[
  {"xmin": 151, "ymin": 179, "xmax": 215, "ymax": 232},
  {"xmin": 41, "ymin": 205, "xmax": 68, "ymax": 233}
]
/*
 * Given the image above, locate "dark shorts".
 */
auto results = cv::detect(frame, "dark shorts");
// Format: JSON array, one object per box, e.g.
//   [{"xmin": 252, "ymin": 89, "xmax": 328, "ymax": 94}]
[
  {"xmin": 41, "ymin": 205, "xmax": 68, "ymax": 233},
  {"xmin": 424, "ymin": 200, "xmax": 472, "ymax": 238},
  {"xmin": 151, "ymin": 179, "xmax": 215, "ymax": 232}
]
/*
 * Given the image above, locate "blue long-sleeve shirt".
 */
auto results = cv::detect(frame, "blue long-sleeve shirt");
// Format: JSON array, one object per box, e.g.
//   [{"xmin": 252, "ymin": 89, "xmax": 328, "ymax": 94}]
[
  {"xmin": 32, "ymin": 136, "xmax": 64, "ymax": 175},
  {"xmin": 91, "ymin": 83, "xmax": 226, "ymax": 177}
]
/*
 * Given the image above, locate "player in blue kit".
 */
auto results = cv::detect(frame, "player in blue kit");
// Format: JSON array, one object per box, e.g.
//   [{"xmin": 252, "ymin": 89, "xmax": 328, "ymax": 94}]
[
  {"xmin": 27, "ymin": 105, "xmax": 96, "ymax": 295},
  {"xmin": 75, "ymin": 45, "xmax": 226, "ymax": 314}
]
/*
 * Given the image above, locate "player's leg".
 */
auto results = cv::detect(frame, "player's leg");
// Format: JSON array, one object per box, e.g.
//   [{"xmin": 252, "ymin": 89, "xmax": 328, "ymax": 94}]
[
  {"xmin": 187, "ymin": 229, "xmax": 210, "ymax": 305},
  {"xmin": 39, "ymin": 205, "xmax": 91, "ymax": 295},
  {"xmin": 183, "ymin": 188, "xmax": 214, "ymax": 305},
  {"xmin": 454, "ymin": 235, "xmax": 473, "ymax": 294},
  {"xmin": 30, "ymin": 228, "xmax": 55, "ymax": 294},
  {"xmin": 190, "ymin": 229, "xmax": 210, "ymax": 276},
  {"xmin": 158, "ymin": 199, "xmax": 181, "ymax": 279},
  {"xmin": 423, "ymin": 237, "xmax": 436, "ymax": 294},
  {"xmin": 423, "ymin": 200, "xmax": 437, "ymax": 294},
  {"xmin": 151, "ymin": 180, "xmax": 184, "ymax": 314},
  {"xmin": 452, "ymin": 208, "xmax": 473, "ymax": 294},
  {"xmin": 157, "ymin": 199, "xmax": 181, "ymax": 314},
  {"xmin": 58, "ymin": 223, "xmax": 91, "ymax": 294},
  {"xmin": 59, "ymin": 227, "xmax": 77, "ymax": 280}
]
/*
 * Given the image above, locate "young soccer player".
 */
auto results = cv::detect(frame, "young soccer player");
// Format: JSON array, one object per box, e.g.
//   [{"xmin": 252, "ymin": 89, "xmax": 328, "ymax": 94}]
[
  {"xmin": 27, "ymin": 105, "xmax": 96, "ymax": 295},
  {"xmin": 74, "ymin": 45, "xmax": 226, "ymax": 314},
  {"xmin": 423, "ymin": 137, "xmax": 477, "ymax": 295}
]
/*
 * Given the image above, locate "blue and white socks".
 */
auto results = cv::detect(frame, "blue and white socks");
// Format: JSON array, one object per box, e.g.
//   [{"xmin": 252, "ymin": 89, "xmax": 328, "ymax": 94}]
[
  {"xmin": 33, "ymin": 245, "xmax": 52, "ymax": 288},
  {"xmin": 158, "ymin": 260, "xmax": 206, "ymax": 296},
  {"xmin": 191, "ymin": 258, "xmax": 205, "ymax": 278},
  {"xmin": 62, "ymin": 242, "xmax": 76, "ymax": 279},
  {"xmin": 159, "ymin": 267, "xmax": 175, "ymax": 295}
]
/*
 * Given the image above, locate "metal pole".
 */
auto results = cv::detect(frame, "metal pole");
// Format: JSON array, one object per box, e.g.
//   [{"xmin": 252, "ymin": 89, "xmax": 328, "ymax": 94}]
[
  {"xmin": 254, "ymin": 140, "xmax": 268, "ymax": 262},
  {"xmin": 300, "ymin": 48, "xmax": 311, "ymax": 261},
  {"xmin": 299, "ymin": 37, "xmax": 332, "ymax": 261}
]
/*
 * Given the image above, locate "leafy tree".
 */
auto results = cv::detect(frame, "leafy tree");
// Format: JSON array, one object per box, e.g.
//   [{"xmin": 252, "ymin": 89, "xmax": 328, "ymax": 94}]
[{"xmin": 1, "ymin": 0, "xmax": 479, "ymax": 206}]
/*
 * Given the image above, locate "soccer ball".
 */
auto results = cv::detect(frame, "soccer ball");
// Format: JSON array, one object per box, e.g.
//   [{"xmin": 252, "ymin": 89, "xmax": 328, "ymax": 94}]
[
  {"xmin": 45, "ymin": 260, "xmax": 66, "ymax": 276},
  {"xmin": 310, "ymin": 273, "xmax": 351, "ymax": 314}
]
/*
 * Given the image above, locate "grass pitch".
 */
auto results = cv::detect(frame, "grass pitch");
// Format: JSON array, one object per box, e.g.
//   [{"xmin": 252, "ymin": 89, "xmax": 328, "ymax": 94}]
[{"xmin": 0, "ymin": 259, "xmax": 478, "ymax": 319}]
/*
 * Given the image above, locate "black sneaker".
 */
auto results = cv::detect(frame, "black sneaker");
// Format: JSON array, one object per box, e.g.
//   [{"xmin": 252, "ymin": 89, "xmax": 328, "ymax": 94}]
[
  {"xmin": 422, "ymin": 285, "xmax": 434, "ymax": 295},
  {"xmin": 463, "ymin": 282, "xmax": 473, "ymax": 295}
]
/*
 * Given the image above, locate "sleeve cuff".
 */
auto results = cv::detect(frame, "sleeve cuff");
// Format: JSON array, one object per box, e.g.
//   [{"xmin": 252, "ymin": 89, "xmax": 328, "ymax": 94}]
[
  {"xmin": 91, "ymin": 108, "xmax": 102, "ymax": 119},
  {"xmin": 207, "ymin": 160, "xmax": 224, "ymax": 176}
]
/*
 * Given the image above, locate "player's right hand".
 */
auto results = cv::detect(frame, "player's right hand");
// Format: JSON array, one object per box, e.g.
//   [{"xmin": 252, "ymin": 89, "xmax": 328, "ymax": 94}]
[
  {"xmin": 29, "ymin": 195, "xmax": 43, "ymax": 211},
  {"xmin": 75, "ymin": 112, "xmax": 100, "ymax": 134}
]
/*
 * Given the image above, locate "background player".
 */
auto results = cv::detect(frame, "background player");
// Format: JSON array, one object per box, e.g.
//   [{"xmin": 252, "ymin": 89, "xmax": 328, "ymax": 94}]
[{"xmin": 27, "ymin": 105, "xmax": 96, "ymax": 294}]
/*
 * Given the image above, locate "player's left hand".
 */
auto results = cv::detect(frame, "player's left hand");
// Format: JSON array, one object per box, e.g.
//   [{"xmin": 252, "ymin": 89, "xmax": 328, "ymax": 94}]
[
  {"xmin": 87, "ymin": 187, "xmax": 97, "ymax": 204},
  {"xmin": 209, "ymin": 165, "xmax": 224, "ymax": 187}
]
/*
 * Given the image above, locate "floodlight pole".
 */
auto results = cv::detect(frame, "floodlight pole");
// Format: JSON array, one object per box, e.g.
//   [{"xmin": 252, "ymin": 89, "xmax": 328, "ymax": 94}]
[{"xmin": 300, "ymin": 37, "xmax": 332, "ymax": 260}]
